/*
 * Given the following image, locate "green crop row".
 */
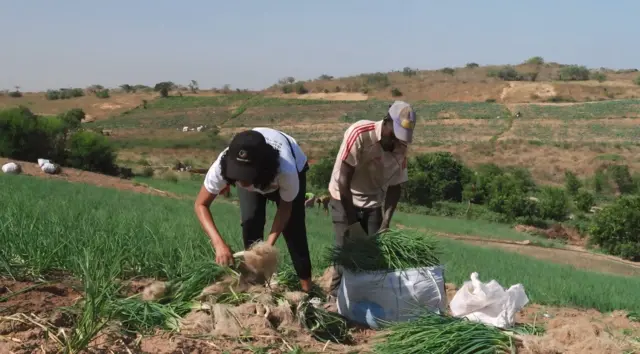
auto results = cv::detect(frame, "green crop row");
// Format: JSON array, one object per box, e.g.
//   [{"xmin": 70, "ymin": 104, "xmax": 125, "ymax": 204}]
[{"xmin": 1, "ymin": 174, "xmax": 639, "ymax": 313}]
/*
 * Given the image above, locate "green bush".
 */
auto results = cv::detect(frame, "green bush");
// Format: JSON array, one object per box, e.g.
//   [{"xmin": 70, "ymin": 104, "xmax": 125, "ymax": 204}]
[
  {"xmin": 66, "ymin": 131, "xmax": 117, "ymax": 175},
  {"xmin": 487, "ymin": 66, "xmax": 523, "ymax": 81},
  {"xmin": 294, "ymin": 82, "xmax": 308, "ymax": 95},
  {"xmin": 564, "ymin": 170, "xmax": 582, "ymax": 196},
  {"xmin": 484, "ymin": 174, "xmax": 539, "ymax": 219},
  {"xmin": 538, "ymin": 186, "xmax": 570, "ymax": 221},
  {"xmin": 404, "ymin": 152, "xmax": 472, "ymax": 206},
  {"xmin": 464, "ymin": 164, "xmax": 536, "ymax": 206},
  {"xmin": 574, "ymin": 189, "xmax": 595, "ymax": 213},
  {"xmin": 46, "ymin": 88, "xmax": 84, "ymax": 100},
  {"xmin": 402, "ymin": 67, "xmax": 417, "ymax": 77},
  {"xmin": 590, "ymin": 72, "xmax": 607, "ymax": 82},
  {"xmin": 95, "ymin": 89, "xmax": 110, "ymax": 99},
  {"xmin": 440, "ymin": 67, "xmax": 455, "ymax": 75},
  {"xmin": 558, "ymin": 65, "xmax": 590, "ymax": 81},
  {"xmin": 308, "ymin": 158, "xmax": 334, "ymax": 190},
  {"xmin": 593, "ymin": 170, "xmax": 607, "ymax": 193},
  {"xmin": 634, "ymin": 75, "xmax": 640, "ymax": 86},
  {"xmin": 465, "ymin": 63, "xmax": 479, "ymax": 68},
  {"xmin": 59, "ymin": 108, "xmax": 86, "ymax": 129},
  {"xmin": 525, "ymin": 56, "xmax": 544, "ymax": 65},
  {"xmin": 608, "ymin": 164, "xmax": 635, "ymax": 194},
  {"xmin": 391, "ymin": 88, "xmax": 403, "ymax": 97},
  {"xmin": 0, "ymin": 107, "xmax": 64, "ymax": 162},
  {"xmin": 589, "ymin": 195, "xmax": 640, "ymax": 261}
]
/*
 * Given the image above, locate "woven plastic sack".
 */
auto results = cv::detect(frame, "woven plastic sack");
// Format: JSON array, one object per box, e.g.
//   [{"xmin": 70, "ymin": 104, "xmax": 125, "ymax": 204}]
[
  {"xmin": 2, "ymin": 162, "xmax": 21, "ymax": 174},
  {"xmin": 41, "ymin": 162, "xmax": 60, "ymax": 174},
  {"xmin": 336, "ymin": 266, "xmax": 447, "ymax": 328},
  {"xmin": 38, "ymin": 158, "xmax": 50, "ymax": 167},
  {"xmin": 449, "ymin": 272, "xmax": 529, "ymax": 329}
]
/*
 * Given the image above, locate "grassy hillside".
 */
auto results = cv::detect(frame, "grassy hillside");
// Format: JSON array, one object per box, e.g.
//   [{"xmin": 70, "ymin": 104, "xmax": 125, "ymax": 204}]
[{"xmin": 3, "ymin": 59, "xmax": 640, "ymax": 186}]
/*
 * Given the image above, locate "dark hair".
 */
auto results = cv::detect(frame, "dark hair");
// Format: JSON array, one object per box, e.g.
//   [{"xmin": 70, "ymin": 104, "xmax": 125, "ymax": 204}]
[{"xmin": 220, "ymin": 145, "xmax": 281, "ymax": 191}]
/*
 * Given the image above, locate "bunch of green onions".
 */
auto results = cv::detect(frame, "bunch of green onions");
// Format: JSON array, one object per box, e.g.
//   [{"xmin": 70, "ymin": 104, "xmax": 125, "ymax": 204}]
[
  {"xmin": 374, "ymin": 311, "xmax": 516, "ymax": 354},
  {"xmin": 297, "ymin": 299, "xmax": 351, "ymax": 344},
  {"xmin": 327, "ymin": 229, "xmax": 441, "ymax": 273}
]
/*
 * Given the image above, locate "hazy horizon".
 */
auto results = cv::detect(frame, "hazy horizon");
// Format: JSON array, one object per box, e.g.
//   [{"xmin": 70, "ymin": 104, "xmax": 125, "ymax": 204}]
[{"xmin": 2, "ymin": 0, "xmax": 639, "ymax": 92}]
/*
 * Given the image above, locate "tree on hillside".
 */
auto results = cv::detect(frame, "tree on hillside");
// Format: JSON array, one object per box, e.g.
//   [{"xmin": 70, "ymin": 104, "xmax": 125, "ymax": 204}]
[
  {"xmin": 120, "ymin": 84, "xmax": 135, "ymax": 93},
  {"xmin": 188, "ymin": 80, "xmax": 199, "ymax": 93},
  {"xmin": 525, "ymin": 56, "xmax": 544, "ymax": 65},
  {"xmin": 558, "ymin": 65, "xmax": 590, "ymax": 81},
  {"xmin": 154, "ymin": 81, "xmax": 175, "ymax": 98}
]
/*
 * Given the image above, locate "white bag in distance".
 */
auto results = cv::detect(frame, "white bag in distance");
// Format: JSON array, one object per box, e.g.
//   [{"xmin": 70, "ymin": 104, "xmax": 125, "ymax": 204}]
[
  {"xmin": 41, "ymin": 162, "xmax": 60, "ymax": 174},
  {"xmin": 337, "ymin": 266, "xmax": 447, "ymax": 329},
  {"xmin": 38, "ymin": 158, "xmax": 50, "ymax": 167},
  {"xmin": 449, "ymin": 272, "xmax": 529, "ymax": 329},
  {"xmin": 2, "ymin": 162, "xmax": 22, "ymax": 174}
]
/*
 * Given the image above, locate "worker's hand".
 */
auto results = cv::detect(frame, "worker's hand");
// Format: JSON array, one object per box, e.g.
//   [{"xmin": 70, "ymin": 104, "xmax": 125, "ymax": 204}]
[{"xmin": 214, "ymin": 243, "xmax": 235, "ymax": 267}]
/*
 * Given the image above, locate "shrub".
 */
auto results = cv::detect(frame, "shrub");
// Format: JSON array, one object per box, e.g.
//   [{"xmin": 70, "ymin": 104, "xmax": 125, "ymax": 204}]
[
  {"xmin": 440, "ymin": 67, "xmax": 455, "ymax": 75},
  {"xmin": 141, "ymin": 166, "xmax": 154, "ymax": 177},
  {"xmin": 574, "ymin": 189, "xmax": 595, "ymax": 213},
  {"xmin": 404, "ymin": 152, "xmax": 472, "ymax": 206},
  {"xmin": 485, "ymin": 175, "xmax": 539, "ymax": 219},
  {"xmin": 634, "ymin": 75, "xmax": 640, "ymax": 86},
  {"xmin": 66, "ymin": 130, "xmax": 117, "ymax": 175},
  {"xmin": 608, "ymin": 164, "xmax": 635, "ymax": 194},
  {"xmin": 537, "ymin": 186, "xmax": 570, "ymax": 221},
  {"xmin": 465, "ymin": 63, "xmax": 479, "ymax": 68},
  {"xmin": 308, "ymin": 158, "xmax": 334, "ymax": 190},
  {"xmin": 402, "ymin": 67, "xmax": 417, "ymax": 77},
  {"xmin": 589, "ymin": 195, "xmax": 640, "ymax": 261},
  {"xmin": 362, "ymin": 73, "xmax": 390, "ymax": 88},
  {"xmin": 281, "ymin": 85, "xmax": 293, "ymax": 94},
  {"xmin": 593, "ymin": 170, "xmax": 607, "ymax": 193},
  {"xmin": 294, "ymin": 82, "xmax": 308, "ymax": 94},
  {"xmin": 0, "ymin": 107, "xmax": 63, "ymax": 162},
  {"xmin": 391, "ymin": 88, "xmax": 403, "ymax": 97},
  {"xmin": 487, "ymin": 66, "xmax": 523, "ymax": 81},
  {"xmin": 558, "ymin": 65, "xmax": 590, "ymax": 81},
  {"xmin": 8, "ymin": 90, "xmax": 22, "ymax": 98},
  {"xmin": 564, "ymin": 171, "xmax": 581, "ymax": 196},
  {"xmin": 59, "ymin": 108, "xmax": 86, "ymax": 129},
  {"xmin": 590, "ymin": 72, "xmax": 607, "ymax": 82},
  {"xmin": 95, "ymin": 89, "xmax": 110, "ymax": 99},
  {"xmin": 525, "ymin": 56, "xmax": 544, "ymax": 65}
]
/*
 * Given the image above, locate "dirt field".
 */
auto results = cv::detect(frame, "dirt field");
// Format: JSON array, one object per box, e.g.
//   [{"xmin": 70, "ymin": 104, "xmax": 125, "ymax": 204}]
[{"xmin": 2, "ymin": 277, "xmax": 638, "ymax": 354}]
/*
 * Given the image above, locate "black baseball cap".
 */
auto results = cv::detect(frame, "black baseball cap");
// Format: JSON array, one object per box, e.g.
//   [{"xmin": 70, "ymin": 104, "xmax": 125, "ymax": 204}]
[{"xmin": 225, "ymin": 130, "xmax": 268, "ymax": 182}]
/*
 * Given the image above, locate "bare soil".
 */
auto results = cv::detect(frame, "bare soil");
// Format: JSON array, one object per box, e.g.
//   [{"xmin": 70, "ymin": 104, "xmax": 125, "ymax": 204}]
[{"xmin": 2, "ymin": 279, "xmax": 638, "ymax": 353}]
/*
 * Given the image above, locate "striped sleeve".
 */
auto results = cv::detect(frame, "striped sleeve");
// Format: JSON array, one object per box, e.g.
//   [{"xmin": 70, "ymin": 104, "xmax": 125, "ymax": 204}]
[{"xmin": 340, "ymin": 122, "xmax": 375, "ymax": 167}]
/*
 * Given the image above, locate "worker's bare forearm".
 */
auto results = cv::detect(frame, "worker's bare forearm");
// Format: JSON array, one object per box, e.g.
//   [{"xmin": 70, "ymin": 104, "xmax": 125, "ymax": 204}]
[
  {"xmin": 381, "ymin": 184, "xmax": 402, "ymax": 229},
  {"xmin": 194, "ymin": 185, "xmax": 227, "ymax": 249},
  {"xmin": 267, "ymin": 201, "xmax": 292, "ymax": 245},
  {"xmin": 338, "ymin": 162, "xmax": 358, "ymax": 224}
]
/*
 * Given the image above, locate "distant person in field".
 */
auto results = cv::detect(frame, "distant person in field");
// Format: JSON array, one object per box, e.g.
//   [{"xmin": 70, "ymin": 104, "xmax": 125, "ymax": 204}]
[
  {"xmin": 194, "ymin": 128, "xmax": 313, "ymax": 292},
  {"xmin": 327, "ymin": 101, "xmax": 417, "ymax": 297}
]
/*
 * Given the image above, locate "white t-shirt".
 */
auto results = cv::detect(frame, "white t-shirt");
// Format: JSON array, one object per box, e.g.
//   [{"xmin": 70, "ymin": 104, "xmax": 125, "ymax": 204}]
[{"xmin": 203, "ymin": 128, "xmax": 308, "ymax": 202}]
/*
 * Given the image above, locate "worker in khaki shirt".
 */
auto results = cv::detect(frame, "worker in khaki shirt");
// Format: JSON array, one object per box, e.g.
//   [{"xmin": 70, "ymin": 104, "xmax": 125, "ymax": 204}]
[{"xmin": 327, "ymin": 101, "xmax": 417, "ymax": 297}]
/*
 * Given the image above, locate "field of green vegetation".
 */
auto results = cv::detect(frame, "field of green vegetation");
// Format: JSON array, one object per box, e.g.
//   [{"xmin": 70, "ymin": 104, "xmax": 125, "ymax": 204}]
[
  {"xmin": 2, "ymin": 173, "xmax": 640, "ymax": 314},
  {"xmin": 91, "ymin": 95, "xmax": 640, "ymax": 152}
]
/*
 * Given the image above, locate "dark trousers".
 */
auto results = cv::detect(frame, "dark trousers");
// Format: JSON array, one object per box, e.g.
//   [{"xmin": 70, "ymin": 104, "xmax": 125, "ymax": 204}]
[
  {"xmin": 329, "ymin": 197, "xmax": 382, "ymax": 296},
  {"xmin": 237, "ymin": 164, "xmax": 312, "ymax": 281}
]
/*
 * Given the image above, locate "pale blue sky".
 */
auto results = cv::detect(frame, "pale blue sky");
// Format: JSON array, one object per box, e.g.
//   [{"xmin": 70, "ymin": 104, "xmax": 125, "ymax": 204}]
[{"xmin": 1, "ymin": 0, "xmax": 639, "ymax": 92}]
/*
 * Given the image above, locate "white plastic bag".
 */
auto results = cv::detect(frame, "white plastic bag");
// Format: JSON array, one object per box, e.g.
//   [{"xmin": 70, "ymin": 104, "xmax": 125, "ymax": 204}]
[
  {"xmin": 2, "ymin": 162, "xmax": 21, "ymax": 174},
  {"xmin": 41, "ymin": 162, "xmax": 60, "ymax": 174},
  {"xmin": 449, "ymin": 272, "xmax": 529, "ymax": 329},
  {"xmin": 337, "ymin": 266, "xmax": 447, "ymax": 328},
  {"xmin": 38, "ymin": 158, "xmax": 50, "ymax": 167}
]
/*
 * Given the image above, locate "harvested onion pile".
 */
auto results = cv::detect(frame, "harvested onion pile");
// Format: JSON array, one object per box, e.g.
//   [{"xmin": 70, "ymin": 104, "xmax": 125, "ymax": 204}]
[{"xmin": 374, "ymin": 311, "xmax": 516, "ymax": 354}]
